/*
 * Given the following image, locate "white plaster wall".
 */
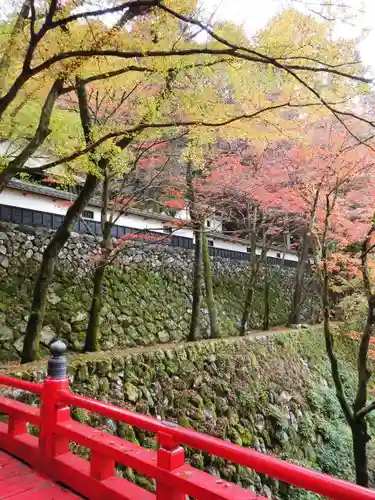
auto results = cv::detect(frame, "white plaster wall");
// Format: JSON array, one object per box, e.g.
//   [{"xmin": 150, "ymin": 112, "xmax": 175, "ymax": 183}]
[
  {"xmin": 205, "ymin": 218, "xmax": 222, "ymax": 232},
  {"xmin": 0, "ymin": 189, "xmax": 195, "ymax": 237},
  {"xmin": 173, "ymin": 228, "xmax": 194, "ymax": 239},
  {"xmin": 175, "ymin": 208, "xmax": 223, "ymax": 232},
  {"xmin": 0, "ymin": 188, "xmax": 104, "ymax": 222},
  {"xmin": 206, "ymin": 239, "xmax": 298, "ymax": 263},
  {"xmin": 0, "ymin": 188, "xmax": 70, "ymax": 216},
  {"xmin": 0, "ymin": 187, "xmax": 299, "ymax": 263},
  {"xmin": 266, "ymin": 248, "xmax": 299, "ymax": 262},
  {"xmin": 215, "ymin": 241, "xmax": 298, "ymax": 262},
  {"xmin": 116, "ymin": 213, "xmax": 165, "ymax": 232},
  {"xmin": 287, "ymin": 253, "xmax": 299, "ymax": 262},
  {"xmin": 175, "ymin": 208, "xmax": 190, "ymax": 221},
  {"xmin": 213, "ymin": 238, "xmax": 248, "ymax": 253}
]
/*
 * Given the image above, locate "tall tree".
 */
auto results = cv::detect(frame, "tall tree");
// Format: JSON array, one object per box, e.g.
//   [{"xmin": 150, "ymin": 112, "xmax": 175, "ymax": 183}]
[
  {"xmin": 1, "ymin": 0, "xmax": 372, "ymax": 197},
  {"xmin": 276, "ymin": 121, "xmax": 375, "ymax": 486},
  {"xmin": 276, "ymin": 123, "xmax": 366, "ymax": 325},
  {"xmin": 164, "ymin": 157, "xmax": 220, "ymax": 341},
  {"xmin": 263, "ymin": 259, "xmax": 271, "ymax": 331},
  {"xmin": 315, "ymin": 176, "xmax": 375, "ymax": 487},
  {"xmin": 84, "ymin": 139, "xmax": 173, "ymax": 351},
  {"xmin": 21, "ymin": 76, "xmax": 103, "ymax": 362},
  {"xmin": 201, "ymin": 225, "xmax": 219, "ymax": 339},
  {"xmin": 200, "ymin": 146, "xmax": 295, "ymax": 334},
  {"xmin": 288, "ymin": 227, "xmax": 312, "ymax": 326},
  {"xmin": 19, "ymin": 4, "xmax": 265, "ymax": 360},
  {"xmin": 186, "ymin": 160, "xmax": 203, "ymax": 341}
]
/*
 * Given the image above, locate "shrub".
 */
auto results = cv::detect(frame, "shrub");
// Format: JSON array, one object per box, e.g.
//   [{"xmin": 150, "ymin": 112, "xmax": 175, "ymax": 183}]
[{"xmin": 338, "ymin": 293, "xmax": 367, "ymax": 333}]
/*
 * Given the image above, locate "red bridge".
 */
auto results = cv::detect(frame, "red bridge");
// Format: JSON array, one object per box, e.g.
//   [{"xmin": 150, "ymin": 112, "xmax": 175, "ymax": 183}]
[{"xmin": 0, "ymin": 341, "xmax": 375, "ymax": 500}]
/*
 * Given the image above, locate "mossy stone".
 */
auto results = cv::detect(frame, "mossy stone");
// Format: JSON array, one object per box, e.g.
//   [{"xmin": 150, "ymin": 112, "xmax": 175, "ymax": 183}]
[
  {"xmin": 117, "ymin": 423, "xmax": 139, "ymax": 444},
  {"xmin": 124, "ymin": 382, "xmax": 139, "ymax": 402}
]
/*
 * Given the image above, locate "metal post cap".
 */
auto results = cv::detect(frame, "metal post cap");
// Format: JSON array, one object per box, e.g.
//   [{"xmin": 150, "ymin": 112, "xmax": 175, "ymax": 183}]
[
  {"xmin": 48, "ymin": 340, "xmax": 67, "ymax": 379},
  {"xmin": 50, "ymin": 340, "xmax": 67, "ymax": 357}
]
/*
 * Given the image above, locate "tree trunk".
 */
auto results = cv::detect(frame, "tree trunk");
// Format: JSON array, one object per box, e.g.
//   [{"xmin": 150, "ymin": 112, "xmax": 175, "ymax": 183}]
[
  {"xmin": 350, "ymin": 243, "xmax": 375, "ymax": 488},
  {"xmin": 263, "ymin": 263, "xmax": 270, "ymax": 331},
  {"xmin": 85, "ymin": 223, "xmax": 112, "ymax": 351},
  {"xmin": 202, "ymin": 229, "xmax": 219, "ymax": 339},
  {"xmin": 21, "ymin": 174, "xmax": 98, "ymax": 363},
  {"xmin": 289, "ymin": 230, "xmax": 309, "ymax": 326},
  {"xmin": 351, "ymin": 420, "xmax": 370, "ymax": 487},
  {"xmin": 319, "ymin": 195, "xmax": 372, "ymax": 488},
  {"xmin": 21, "ymin": 76, "xmax": 100, "ymax": 363},
  {"xmin": 85, "ymin": 173, "xmax": 112, "ymax": 352},
  {"xmin": 240, "ymin": 208, "xmax": 260, "ymax": 336},
  {"xmin": 240, "ymin": 281, "xmax": 255, "ymax": 336},
  {"xmin": 186, "ymin": 161, "xmax": 202, "ymax": 341},
  {"xmin": 189, "ymin": 224, "xmax": 202, "ymax": 341},
  {"xmin": 321, "ymin": 236, "xmax": 353, "ymax": 425},
  {"xmin": 319, "ymin": 195, "xmax": 354, "ymax": 445},
  {"xmin": 85, "ymin": 264, "xmax": 106, "ymax": 352}
]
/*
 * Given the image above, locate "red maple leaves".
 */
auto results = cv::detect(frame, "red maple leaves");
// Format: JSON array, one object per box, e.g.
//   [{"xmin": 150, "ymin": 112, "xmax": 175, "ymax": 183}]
[
  {"xmin": 163, "ymin": 199, "xmax": 185, "ymax": 209},
  {"xmin": 118, "ymin": 232, "xmax": 161, "ymax": 245}
]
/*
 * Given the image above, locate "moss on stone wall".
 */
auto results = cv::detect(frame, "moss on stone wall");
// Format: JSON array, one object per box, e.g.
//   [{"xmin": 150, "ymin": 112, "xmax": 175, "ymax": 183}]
[
  {"xmin": 13, "ymin": 328, "xmax": 374, "ymax": 498},
  {"xmin": 0, "ymin": 223, "xmax": 319, "ymax": 359}
]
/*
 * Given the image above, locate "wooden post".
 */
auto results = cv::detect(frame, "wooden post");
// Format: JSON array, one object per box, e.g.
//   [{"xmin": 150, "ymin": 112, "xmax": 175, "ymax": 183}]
[
  {"xmin": 156, "ymin": 423, "xmax": 185, "ymax": 500},
  {"xmin": 38, "ymin": 340, "xmax": 70, "ymax": 478}
]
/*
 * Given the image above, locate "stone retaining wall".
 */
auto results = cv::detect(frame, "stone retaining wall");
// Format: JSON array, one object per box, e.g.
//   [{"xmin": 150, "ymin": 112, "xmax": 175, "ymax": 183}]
[
  {"xmin": 11, "ymin": 328, "xmax": 368, "ymax": 499},
  {"xmin": 0, "ymin": 222, "xmax": 319, "ymax": 360}
]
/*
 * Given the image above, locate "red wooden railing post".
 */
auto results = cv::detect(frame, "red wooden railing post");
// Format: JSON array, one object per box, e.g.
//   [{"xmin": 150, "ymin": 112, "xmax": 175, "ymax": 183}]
[
  {"xmin": 39, "ymin": 340, "xmax": 70, "ymax": 478},
  {"xmin": 156, "ymin": 424, "xmax": 185, "ymax": 500},
  {"xmin": 8, "ymin": 414, "xmax": 27, "ymax": 437},
  {"xmin": 90, "ymin": 452, "xmax": 115, "ymax": 480}
]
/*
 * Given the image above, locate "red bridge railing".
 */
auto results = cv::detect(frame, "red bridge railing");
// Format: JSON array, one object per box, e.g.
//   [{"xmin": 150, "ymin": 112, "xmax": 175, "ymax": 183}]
[{"xmin": 0, "ymin": 341, "xmax": 375, "ymax": 500}]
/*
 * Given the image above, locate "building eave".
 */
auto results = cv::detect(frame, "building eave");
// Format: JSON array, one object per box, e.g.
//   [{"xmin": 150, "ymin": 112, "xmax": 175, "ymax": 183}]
[
  {"xmin": 7, "ymin": 179, "xmax": 182, "ymax": 223},
  {"xmin": 206, "ymin": 230, "xmax": 298, "ymax": 255},
  {"xmin": 6, "ymin": 180, "xmax": 298, "ymax": 256}
]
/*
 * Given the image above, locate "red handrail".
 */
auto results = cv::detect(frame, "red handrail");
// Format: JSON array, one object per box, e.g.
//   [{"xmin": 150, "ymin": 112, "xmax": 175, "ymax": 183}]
[
  {"xmin": 59, "ymin": 390, "xmax": 375, "ymax": 500},
  {"xmin": 1, "ymin": 349, "xmax": 375, "ymax": 500},
  {"xmin": 0, "ymin": 374, "xmax": 43, "ymax": 394}
]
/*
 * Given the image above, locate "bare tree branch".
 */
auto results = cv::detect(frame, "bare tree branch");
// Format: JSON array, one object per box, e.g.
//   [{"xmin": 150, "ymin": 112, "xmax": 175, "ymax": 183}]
[
  {"xmin": 49, "ymin": 0, "xmax": 158, "ymax": 29},
  {"xmin": 356, "ymin": 401, "xmax": 375, "ymax": 420},
  {"xmin": 27, "ymin": 100, "xmax": 323, "ymax": 173},
  {"xmin": 157, "ymin": 4, "xmax": 371, "ymax": 84},
  {"xmin": 0, "ymin": 78, "xmax": 65, "ymax": 190}
]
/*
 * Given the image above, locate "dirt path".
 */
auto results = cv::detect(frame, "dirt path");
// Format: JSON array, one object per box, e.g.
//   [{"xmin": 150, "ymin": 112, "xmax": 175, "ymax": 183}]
[{"xmin": 0, "ymin": 325, "xmax": 307, "ymax": 374}]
